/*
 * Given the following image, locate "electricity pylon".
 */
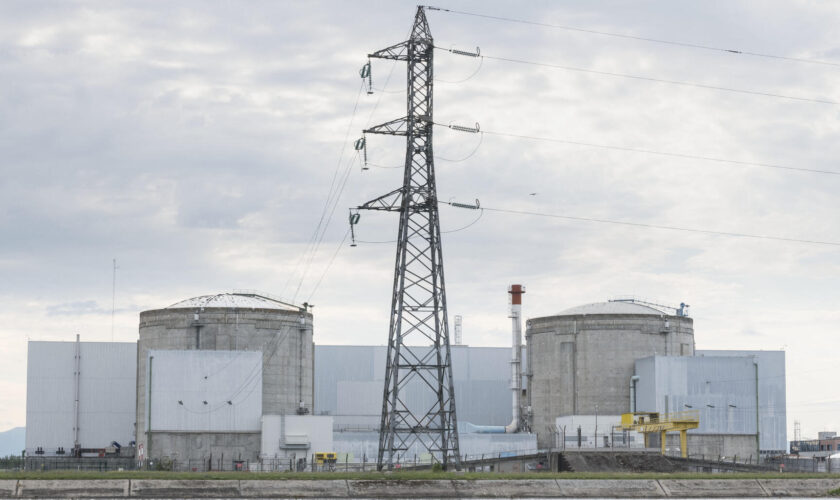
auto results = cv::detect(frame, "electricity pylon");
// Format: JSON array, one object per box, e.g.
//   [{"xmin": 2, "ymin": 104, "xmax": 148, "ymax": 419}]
[{"xmin": 356, "ymin": 6, "xmax": 461, "ymax": 471}]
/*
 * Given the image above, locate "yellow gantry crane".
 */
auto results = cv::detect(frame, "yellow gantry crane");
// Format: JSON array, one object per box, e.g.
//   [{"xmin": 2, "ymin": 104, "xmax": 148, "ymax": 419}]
[{"xmin": 620, "ymin": 411, "xmax": 699, "ymax": 458}]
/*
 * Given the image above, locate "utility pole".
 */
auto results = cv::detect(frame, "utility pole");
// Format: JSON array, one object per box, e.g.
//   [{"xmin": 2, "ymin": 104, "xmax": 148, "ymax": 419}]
[
  {"xmin": 357, "ymin": 6, "xmax": 461, "ymax": 470},
  {"xmin": 111, "ymin": 258, "xmax": 117, "ymax": 341}
]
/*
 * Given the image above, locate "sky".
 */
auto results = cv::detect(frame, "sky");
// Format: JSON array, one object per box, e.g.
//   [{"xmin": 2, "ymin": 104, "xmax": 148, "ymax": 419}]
[{"xmin": 1, "ymin": 1, "xmax": 838, "ymax": 441}]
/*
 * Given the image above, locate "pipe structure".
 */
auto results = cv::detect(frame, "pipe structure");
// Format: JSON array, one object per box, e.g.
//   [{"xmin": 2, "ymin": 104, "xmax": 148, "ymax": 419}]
[
  {"xmin": 755, "ymin": 361, "xmax": 760, "ymax": 462},
  {"xmin": 73, "ymin": 334, "xmax": 80, "ymax": 454},
  {"xmin": 630, "ymin": 375, "xmax": 640, "ymax": 412},
  {"xmin": 506, "ymin": 285, "xmax": 525, "ymax": 433},
  {"xmin": 464, "ymin": 422, "xmax": 506, "ymax": 434}
]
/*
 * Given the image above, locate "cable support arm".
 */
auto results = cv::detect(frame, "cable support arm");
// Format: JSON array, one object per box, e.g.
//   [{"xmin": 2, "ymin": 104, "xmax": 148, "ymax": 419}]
[
  {"xmin": 357, "ymin": 187, "xmax": 404, "ymax": 212},
  {"xmin": 364, "ymin": 116, "xmax": 409, "ymax": 136},
  {"xmin": 369, "ymin": 41, "xmax": 409, "ymax": 61}
]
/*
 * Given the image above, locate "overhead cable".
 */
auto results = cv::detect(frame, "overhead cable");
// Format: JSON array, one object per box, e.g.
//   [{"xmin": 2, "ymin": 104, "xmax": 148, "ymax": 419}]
[
  {"xmin": 466, "ymin": 127, "xmax": 840, "ymax": 176},
  {"xmin": 449, "ymin": 203, "xmax": 840, "ymax": 247},
  {"xmin": 426, "ymin": 6, "xmax": 840, "ymax": 68},
  {"xmin": 291, "ymin": 46, "xmax": 405, "ymax": 302},
  {"xmin": 438, "ymin": 49, "xmax": 838, "ymax": 105},
  {"xmin": 292, "ymin": 153, "xmax": 358, "ymax": 302},
  {"xmin": 281, "ymin": 81, "xmax": 365, "ymax": 299},
  {"xmin": 355, "ymin": 207, "xmax": 485, "ymax": 244},
  {"xmin": 307, "ymin": 227, "xmax": 351, "ymax": 302}
]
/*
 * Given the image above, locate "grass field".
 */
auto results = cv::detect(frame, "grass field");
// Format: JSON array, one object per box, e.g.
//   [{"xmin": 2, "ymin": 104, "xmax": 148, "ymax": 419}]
[{"xmin": 2, "ymin": 470, "xmax": 840, "ymax": 480}]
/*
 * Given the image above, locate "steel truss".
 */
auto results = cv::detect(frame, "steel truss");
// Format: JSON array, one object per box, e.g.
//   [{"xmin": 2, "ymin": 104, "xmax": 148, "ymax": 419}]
[{"xmin": 358, "ymin": 6, "xmax": 461, "ymax": 471}]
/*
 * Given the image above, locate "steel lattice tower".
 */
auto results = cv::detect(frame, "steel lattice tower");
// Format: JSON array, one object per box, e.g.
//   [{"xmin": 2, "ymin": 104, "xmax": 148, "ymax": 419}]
[{"xmin": 357, "ymin": 6, "xmax": 461, "ymax": 470}]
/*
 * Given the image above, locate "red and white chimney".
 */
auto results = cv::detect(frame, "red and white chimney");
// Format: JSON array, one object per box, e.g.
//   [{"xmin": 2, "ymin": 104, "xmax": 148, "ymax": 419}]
[{"xmin": 506, "ymin": 284, "xmax": 525, "ymax": 433}]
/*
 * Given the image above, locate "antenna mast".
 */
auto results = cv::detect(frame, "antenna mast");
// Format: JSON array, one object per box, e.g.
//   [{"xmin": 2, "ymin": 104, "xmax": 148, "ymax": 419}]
[
  {"xmin": 111, "ymin": 258, "xmax": 118, "ymax": 341},
  {"xmin": 357, "ymin": 6, "xmax": 461, "ymax": 470}
]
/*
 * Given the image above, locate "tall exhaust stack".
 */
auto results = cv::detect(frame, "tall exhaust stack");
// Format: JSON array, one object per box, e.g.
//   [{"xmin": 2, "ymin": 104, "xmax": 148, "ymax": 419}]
[{"xmin": 506, "ymin": 284, "xmax": 525, "ymax": 433}]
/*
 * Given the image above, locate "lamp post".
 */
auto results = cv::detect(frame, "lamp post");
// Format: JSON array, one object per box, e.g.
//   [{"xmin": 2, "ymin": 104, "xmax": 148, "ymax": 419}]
[{"xmin": 594, "ymin": 404, "xmax": 598, "ymax": 449}]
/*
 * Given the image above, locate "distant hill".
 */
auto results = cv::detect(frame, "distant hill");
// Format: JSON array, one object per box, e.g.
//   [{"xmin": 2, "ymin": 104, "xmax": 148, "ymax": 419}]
[{"xmin": 0, "ymin": 427, "xmax": 24, "ymax": 457}]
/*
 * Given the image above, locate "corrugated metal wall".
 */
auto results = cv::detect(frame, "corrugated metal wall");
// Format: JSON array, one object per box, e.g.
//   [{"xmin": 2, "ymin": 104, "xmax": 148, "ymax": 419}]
[
  {"xmin": 25, "ymin": 341, "xmax": 136, "ymax": 454},
  {"xmin": 635, "ymin": 352, "xmax": 787, "ymax": 453},
  {"xmin": 147, "ymin": 350, "xmax": 262, "ymax": 432},
  {"xmin": 315, "ymin": 345, "xmax": 519, "ymax": 426},
  {"xmin": 697, "ymin": 350, "xmax": 787, "ymax": 453}
]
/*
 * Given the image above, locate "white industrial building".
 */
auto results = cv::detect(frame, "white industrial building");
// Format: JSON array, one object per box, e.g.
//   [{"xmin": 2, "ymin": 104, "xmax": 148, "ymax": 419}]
[
  {"xmin": 25, "ymin": 339, "xmax": 136, "ymax": 456},
  {"xmin": 634, "ymin": 351, "xmax": 786, "ymax": 458}
]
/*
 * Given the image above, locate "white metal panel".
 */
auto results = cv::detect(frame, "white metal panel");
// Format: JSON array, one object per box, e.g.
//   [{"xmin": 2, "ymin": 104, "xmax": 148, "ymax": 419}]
[
  {"xmin": 261, "ymin": 415, "xmax": 333, "ymax": 458},
  {"xmin": 697, "ymin": 350, "xmax": 787, "ymax": 453},
  {"xmin": 148, "ymin": 350, "xmax": 261, "ymax": 432},
  {"xmin": 25, "ymin": 341, "xmax": 136, "ymax": 454},
  {"xmin": 636, "ymin": 355, "xmax": 759, "ymax": 437},
  {"xmin": 78, "ymin": 342, "xmax": 137, "ymax": 447},
  {"xmin": 315, "ymin": 345, "xmax": 515, "ymax": 426}
]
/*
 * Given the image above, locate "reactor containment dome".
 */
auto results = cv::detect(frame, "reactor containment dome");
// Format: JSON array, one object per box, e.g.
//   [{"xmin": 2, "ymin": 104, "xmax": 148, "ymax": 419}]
[
  {"xmin": 526, "ymin": 300, "xmax": 694, "ymax": 448},
  {"xmin": 136, "ymin": 292, "xmax": 314, "ymax": 464}
]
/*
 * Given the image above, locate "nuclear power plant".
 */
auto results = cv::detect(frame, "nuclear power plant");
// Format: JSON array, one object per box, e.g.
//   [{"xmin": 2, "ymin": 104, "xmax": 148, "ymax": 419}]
[{"xmin": 24, "ymin": 286, "xmax": 786, "ymax": 470}]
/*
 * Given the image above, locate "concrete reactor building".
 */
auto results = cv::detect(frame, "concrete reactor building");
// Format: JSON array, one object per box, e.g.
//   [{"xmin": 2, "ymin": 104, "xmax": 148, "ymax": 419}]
[
  {"xmin": 136, "ymin": 292, "xmax": 314, "ymax": 464},
  {"xmin": 527, "ymin": 300, "xmax": 694, "ymax": 447},
  {"xmin": 525, "ymin": 299, "xmax": 785, "ymax": 459}
]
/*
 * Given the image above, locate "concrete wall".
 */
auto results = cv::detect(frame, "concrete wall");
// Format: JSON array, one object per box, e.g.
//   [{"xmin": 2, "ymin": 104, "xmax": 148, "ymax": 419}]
[
  {"xmin": 527, "ymin": 312, "xmax": 694, "ymax": 448},
  {"xmin": 25, "ymin": 341, "xmax": 136, "ymax": 455},
  {"xmin": 5, "ymin": 478, "xmax": 840, "ymax": 498},
  {"xmin": 137, "ymin": 305, "xmax": 313, "ymax": 462},
  {"xmin": 146, "ymin": 431, "xmax": 260, "ymax": 463},
  {"xmin": 663, "ymin": 433, "xmax": 758, "ymax": 460},
  {"xmin": 261, "ymin": 415, "xmax": 333, "ymax": 459}
]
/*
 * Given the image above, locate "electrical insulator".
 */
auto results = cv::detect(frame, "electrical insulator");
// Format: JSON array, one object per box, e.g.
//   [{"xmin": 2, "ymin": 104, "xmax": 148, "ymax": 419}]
[
  {"xmin": 349, "ymin": 210, "xmax": 360, "ymax": 247},
  {"xmin": 448, "ymin": 122, "xmax": 480, "ymax": 133},
  {"xmin": 354, "ymin": 136, "xmax": 368, "ymax": 168},
  {"xmin": 450, "ymin": 46, "xmax": 480, "ymax": 58},
  {"xmin": 359, "ymin": 60, "xmax": 373, "ymax": 94}
]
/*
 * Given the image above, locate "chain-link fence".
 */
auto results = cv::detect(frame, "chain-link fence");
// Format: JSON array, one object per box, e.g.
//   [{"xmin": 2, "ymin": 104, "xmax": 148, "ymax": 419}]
[
  {"xmin": 21, "ymin": 448, "xmax": 545, "ymax": 473},
  {"xmin": 0, "ymin": 456, "xmax": 23, "ymax": 471},
  {"xmin": 765, "ymin": 456, "xmax": 840, "ymax": 473},
  {"xmin": 24, "ymin": 457, "xmax": 137, "ymax": 471}
]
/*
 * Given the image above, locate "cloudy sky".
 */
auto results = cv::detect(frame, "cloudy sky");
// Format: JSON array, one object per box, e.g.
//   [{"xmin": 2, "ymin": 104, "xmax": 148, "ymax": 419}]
[{"xmin": 1, "ymin": 1, "xmax": 838, "ymax": 440}]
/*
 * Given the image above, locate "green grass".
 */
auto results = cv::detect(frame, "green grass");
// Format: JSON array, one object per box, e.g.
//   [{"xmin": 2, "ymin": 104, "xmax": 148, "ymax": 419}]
[
  {"xmin": 2, "ymin": 470, "xmax": 840, "ymax": 480},
  {"xmin": 829, "ymin": 487, "xmax": 840, "ymax": 497}
]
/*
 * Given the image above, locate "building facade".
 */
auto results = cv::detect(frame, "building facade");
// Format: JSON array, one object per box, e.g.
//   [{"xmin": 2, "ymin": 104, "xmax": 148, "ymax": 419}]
[{"xmin": 25, "ymin": 340, "xmax": 136, "ymax": 456}]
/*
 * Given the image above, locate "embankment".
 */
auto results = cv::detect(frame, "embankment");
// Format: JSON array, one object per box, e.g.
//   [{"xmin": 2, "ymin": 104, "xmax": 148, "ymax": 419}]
[{"xmin": 1, "ymin": 477, "xmax": 840, "ymax": 498}]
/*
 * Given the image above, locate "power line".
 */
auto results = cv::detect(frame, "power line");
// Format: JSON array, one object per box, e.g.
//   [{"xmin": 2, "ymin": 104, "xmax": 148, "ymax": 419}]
[
  {"xmin": 292, "ymin": 153, "xmax": 358, "ymax": 302},
  {"xmin": 306, "ymin": 227, "xmax": 351, "ymax": 302},
  {"xmin": 460, "ymin": 127, "xmax": 840, "ymax": 176},
  {"xmin": 281, "ymin": 81, "xmax": 365, "ymax": 299},
  {"xmin": 355, "ymin": 207, "xmax": 485, "ymax": 244},
  {"xmin": 447, "ymin": 202, "xmax": 840, "ymax": 247},
  {"xmin": 439, "ymin": 49, "xmax": 838, "ymax": 105},
  {"xmin": 426, "ymin": 6, "xmax": 840, "ymax": 68},
  {"xmin": 289, "ymin": 52, "xmax": 405, "ymax": 302}
]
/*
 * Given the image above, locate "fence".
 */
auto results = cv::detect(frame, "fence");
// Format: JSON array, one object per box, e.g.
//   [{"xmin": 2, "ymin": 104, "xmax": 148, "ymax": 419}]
[
  {"xmin": 24, "ymin": 457, "xmax": 137, "ymax": 471},
  {"xmin": 0, "ymin": 456, "xmax": 23, "ymax": 471},
  {"xmin": 546, "ymin": 425, "xmax": 641, "ymax": 450},
  {"xmin": 20, "ymin": 448, "xmax": 543, "ymax": 473},
  {"xmin": 765, "ymin": 456, "xmax": 840, "ymax": 473}
]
